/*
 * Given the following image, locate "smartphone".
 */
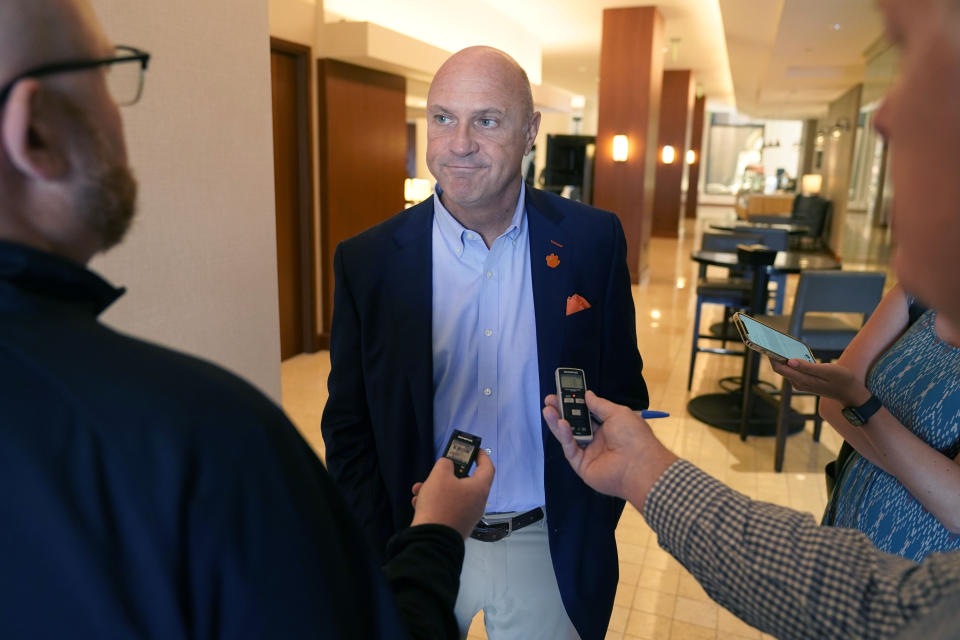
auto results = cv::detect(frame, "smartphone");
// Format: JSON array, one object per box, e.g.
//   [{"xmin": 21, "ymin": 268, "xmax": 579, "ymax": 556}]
[
  {"xmin": 443, "ymin": 430, "xmax": 482, "ymax": 478},
  {"xmin": 733, "ymin": 312, "xmax": 816, "ymax": 363},
  {"xmin": 555, "ymin": 367, "xmax": 594, "ymax": 445}
]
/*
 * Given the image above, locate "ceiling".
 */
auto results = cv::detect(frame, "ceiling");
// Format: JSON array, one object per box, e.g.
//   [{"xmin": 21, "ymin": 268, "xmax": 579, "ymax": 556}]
[
  {"xmin": 486, "ymin": 0, "xmax": 736, "ymax": 107},
  {"xmin": 322, "ymin": 0, "xmax": 888, "ymax": 120},
  {"xmin": 720, "ymin": 0, "xmax": 887, "ymax": 118}
]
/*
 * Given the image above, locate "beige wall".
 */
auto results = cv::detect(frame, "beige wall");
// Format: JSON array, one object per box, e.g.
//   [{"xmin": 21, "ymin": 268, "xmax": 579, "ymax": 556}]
[
  {"xmin": 818, "ymin": 84, "xmax": 862, "ymax": 257},
  {"xmin": 89, "ymin": 0, "xmax": 283, "ymax": 401},
  {"xmin": 269, "ymin": 0, "xmax": 317, "ymax": 45}
]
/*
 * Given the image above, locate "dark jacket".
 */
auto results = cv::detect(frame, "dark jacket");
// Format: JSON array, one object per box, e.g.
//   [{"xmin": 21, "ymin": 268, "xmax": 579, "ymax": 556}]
[
  {"xmin": 322, "ymin": 187, "xmax": 649, "ymax": 639},
  {"xmin": 0, "ymin": 241, "xmax": 460, "ymax": 639}
]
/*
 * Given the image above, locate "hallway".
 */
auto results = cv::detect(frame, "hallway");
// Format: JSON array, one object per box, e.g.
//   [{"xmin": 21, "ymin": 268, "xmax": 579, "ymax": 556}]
[{"xmin": 280, "ymin": 205, "xmax": 894, "ymax": 639}]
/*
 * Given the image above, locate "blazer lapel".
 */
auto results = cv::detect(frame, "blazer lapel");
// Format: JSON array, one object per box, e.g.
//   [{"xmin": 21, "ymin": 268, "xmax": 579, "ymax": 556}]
[
  {"xmin": 388, "ymin": 200, "xmax": 435, "ymax": 467},
  {"xmin": 526, "ymin": 189, "xmax": 569, "ymax": 406}
]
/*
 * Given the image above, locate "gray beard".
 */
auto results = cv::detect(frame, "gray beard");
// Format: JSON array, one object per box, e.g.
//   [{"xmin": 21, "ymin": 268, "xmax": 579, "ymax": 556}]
[
  {"xmin": 75, "ymin": 157, "xmax": 137, "ymax": 251},
  {"xmin": 54, "ymin": 90, "xmax": 138, "ymax": 253}
]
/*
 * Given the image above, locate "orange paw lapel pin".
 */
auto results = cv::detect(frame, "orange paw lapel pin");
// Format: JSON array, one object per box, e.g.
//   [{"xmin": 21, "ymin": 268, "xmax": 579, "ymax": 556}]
[{"xmin": 546, "ymin": 240, "xmax": 563, "ymax": 268}]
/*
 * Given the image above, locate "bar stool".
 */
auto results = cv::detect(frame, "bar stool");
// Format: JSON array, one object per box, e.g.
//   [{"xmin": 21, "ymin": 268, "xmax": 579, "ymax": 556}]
[
  {"xmin": 687, "ymin": 231, "xmax": 762, "ymax": 390},
  {"xmin": 734, "ymin": 226, "xmax": 789, "ymax": 313}
]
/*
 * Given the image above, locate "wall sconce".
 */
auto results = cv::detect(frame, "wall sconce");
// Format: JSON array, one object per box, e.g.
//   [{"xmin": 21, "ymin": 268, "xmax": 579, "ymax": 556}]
[
  {"xmin": 685, "ymin": 149, "xmax": 697, "ymax": 165},
  {"xmin": 801, "ymin": 173, "xmax": 822, "ymax": 195},
  {"xmin": 660, "ymin": 145, "xmax": 676, "ymax": 164},
  {"xmin": 831, "ymin": 117, "xmax": 851, "ymax": 139},
  {"xmin": 815, "ymin": 129, "xmax": 826, "ymax": 149},
  {"xmin": 612, "ymin": 135, "xmax": 629, "ymax": 162},
  {"xmin": 404, "ymin": 178, "xmax": 433, "ymax": 207}
]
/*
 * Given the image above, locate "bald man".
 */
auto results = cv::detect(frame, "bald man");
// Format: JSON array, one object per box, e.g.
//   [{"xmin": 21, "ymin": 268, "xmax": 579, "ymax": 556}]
[
  {"xmin": 0, "ymin": 2, "xmax": 493, "ymax": 637},
  {"xmin": 322, "ymin": 46, "xmax": 648, "ymax": 639}
]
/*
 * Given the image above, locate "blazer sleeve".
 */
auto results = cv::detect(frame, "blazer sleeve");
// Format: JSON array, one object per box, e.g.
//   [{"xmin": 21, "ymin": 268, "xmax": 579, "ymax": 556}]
[
  {"xmin": 321, "ymin": 243, "xmax": 394, "ymax": 555},
  {"xmin": 599, "ymin": 214, "xmax": 649, "ymax": 410}
]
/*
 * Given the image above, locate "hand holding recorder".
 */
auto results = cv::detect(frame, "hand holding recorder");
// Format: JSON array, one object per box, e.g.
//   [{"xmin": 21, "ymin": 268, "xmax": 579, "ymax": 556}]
[
  {"xmin": 542, "ymin": 391, "xmax": 678, "ymax": 507},
  {"xmin": 410, "ymin": 451, "xmax": 494, "ymax": 540}
]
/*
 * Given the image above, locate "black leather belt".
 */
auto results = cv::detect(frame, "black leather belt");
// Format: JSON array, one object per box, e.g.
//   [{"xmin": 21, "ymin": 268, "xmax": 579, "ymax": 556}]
[{"xmin": 470, "ymin": 507, "xmax": 544, "ymax": 542}]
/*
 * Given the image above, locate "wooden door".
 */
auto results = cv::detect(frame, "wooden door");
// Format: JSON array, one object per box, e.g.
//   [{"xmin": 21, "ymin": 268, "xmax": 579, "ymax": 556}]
[
  {"xmin": 317, "ymin": 60, "xmax": 407, "ymax": 338},
  {"xmin": 270, "ymin": 39, "xmax": 316, "ymax": 360}
]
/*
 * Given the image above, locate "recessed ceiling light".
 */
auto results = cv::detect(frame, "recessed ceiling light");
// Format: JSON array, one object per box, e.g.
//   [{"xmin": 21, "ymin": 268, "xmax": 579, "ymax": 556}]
[{"xmin": 832, "ymin": 23, "xmax": 841, "ymax": 30}]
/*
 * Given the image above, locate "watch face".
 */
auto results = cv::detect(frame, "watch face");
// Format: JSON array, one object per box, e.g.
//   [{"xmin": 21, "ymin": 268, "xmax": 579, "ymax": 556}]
[{"xmin": 842, "ymin": 407, "xmax": 865, "ymax": 427}]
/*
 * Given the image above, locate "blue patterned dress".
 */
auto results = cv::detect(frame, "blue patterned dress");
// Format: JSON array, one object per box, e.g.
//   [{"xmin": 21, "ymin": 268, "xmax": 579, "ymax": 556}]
[{"xmin": 827, "ymin": 310, "xmax": 960, "ymax": 561}]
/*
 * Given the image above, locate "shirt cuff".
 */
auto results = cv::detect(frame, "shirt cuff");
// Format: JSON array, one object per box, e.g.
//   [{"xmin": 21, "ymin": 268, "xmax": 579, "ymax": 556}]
[{"xmin": 642, "ymin": 459, "xmax": 732, "ymax": 557}]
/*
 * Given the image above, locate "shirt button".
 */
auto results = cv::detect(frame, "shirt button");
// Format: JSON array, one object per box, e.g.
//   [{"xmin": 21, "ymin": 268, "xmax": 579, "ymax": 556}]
[
  {"xmin": 456, "ymin": 247, "xmax": 462, "ymax": 255},
  {"xmin": 484, "ymin": 329, "xmax": 493, "ymax": 337},
  {"xmin": 466, "ymin": 232, "xmax": 474, "ymax": 240},
  {"xmin": 486, "ymin": 270, "xmax": 493, "ymax": 279},
  {"xmin": 483, "ymin": 387, "xmax": 492, "ymax": 396}
]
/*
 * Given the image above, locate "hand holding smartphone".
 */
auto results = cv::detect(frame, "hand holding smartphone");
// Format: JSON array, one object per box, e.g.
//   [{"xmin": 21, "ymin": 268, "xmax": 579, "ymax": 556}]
[{"xmin": 733, "ymin": 312, "xmax": 816, "ymax": 363}]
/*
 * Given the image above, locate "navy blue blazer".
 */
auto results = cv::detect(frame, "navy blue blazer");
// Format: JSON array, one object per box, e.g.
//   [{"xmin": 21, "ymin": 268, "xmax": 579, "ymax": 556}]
[{"xmin": 322, "ymin": 187, "xmax": 648, "ymax": 639}]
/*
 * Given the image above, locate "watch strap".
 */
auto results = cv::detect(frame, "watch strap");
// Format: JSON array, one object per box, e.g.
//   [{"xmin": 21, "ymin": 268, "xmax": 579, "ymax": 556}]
[{"xmin": 845, "ymin": 394, "xmax": 883, "ymax": 426}]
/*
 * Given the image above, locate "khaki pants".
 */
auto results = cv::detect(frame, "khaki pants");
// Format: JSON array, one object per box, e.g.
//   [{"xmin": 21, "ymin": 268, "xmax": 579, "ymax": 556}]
[{"xmin": 455, "ymin": 511, "xmax": 580, "ymax": 640}]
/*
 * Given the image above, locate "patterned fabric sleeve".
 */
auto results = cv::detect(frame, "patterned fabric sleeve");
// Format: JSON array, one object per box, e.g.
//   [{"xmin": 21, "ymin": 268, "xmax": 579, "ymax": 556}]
[{"xmin": 643, "ymin": 460, "xmax": 960, "ymax": 639}]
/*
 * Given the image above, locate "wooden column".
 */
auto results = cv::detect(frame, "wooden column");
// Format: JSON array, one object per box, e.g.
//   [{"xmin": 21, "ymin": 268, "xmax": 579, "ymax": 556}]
[
  {"xmin": 593, "ymin": 6, "xmax": 664, "ymax": 284},
  {"xmin": 684, "ymin": 94, "xmax": 706, "ymax": 219},
  {"xmin": 317, "ymin": 60, "xmax": 406, "ymax": 344},
  {"xmin": 651, "ymin": 70, "xmax": 695, "ymax": 237}
]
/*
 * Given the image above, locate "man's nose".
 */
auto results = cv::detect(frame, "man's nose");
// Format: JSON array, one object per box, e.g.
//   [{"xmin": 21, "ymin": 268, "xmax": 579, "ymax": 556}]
[
  {"xmin": 450, "ymin": 122, "xmax": 479, "ymax": 156},
  {"xmin": 873, "ymin": 89, "xmax": 895, "ymax": 142}
]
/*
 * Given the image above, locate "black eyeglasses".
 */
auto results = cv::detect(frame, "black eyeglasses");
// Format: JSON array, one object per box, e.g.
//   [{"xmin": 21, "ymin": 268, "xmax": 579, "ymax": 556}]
[{"xmin": 0, "ymin": 45, "xmax": 150, "ymax": 107}]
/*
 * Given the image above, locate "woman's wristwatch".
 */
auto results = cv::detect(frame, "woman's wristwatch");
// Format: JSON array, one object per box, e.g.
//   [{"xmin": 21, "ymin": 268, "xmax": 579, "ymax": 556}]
[{"xmin": 841, "ymin": 395, "xmax": 883, "ymax": 427}]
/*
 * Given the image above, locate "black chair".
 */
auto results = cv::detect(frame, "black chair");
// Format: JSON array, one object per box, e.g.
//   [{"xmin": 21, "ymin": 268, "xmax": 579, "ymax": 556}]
[
  {"xmin": 687, "ymin": 231, "xmax": 762, "ymax": 390},
  {"xmin": 791, "ymin": 195, "xmax": 832, "ymax": 249},
  {"xmin": 750, "ymin": 194, "xmax": 832, "ymax": 250},
  {"xmin": 733, "ymin": 226, "xmax": 789, "ymax": 313},
  {"xmin": 748, "ymin": 270, "xmax": 886, "ymax": 471}
]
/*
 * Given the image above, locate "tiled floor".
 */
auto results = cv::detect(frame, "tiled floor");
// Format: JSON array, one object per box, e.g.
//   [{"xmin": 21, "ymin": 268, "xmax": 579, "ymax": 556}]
[{"xmin": 280, "ymin": 205, "xmax": 894, "ymax": 640}]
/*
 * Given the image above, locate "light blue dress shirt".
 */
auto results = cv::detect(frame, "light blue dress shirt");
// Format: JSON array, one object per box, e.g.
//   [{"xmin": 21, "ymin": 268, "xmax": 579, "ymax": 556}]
[{"xmin": 431, "ymin": 183, "xmax": 544, "ymax": 513}]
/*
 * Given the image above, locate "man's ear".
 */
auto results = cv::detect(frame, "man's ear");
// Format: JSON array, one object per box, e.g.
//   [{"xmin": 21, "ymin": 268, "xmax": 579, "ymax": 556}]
[
  {"xmin": 1, "ymin": 79, "xmax": 69, "ymax": 181},
  {"xmin": 524, "ymin": 111, "xmax": 542, "ymax": 155}
]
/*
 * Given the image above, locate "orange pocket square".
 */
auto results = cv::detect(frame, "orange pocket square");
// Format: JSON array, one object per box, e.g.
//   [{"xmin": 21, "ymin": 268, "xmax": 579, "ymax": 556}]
[{"xmin": 566, "ymin": 294, "xmax": 592, "ymax": 316}]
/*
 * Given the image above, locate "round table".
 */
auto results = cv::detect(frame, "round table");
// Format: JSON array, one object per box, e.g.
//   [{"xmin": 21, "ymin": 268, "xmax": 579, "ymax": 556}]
[
  {"xmin": 691, "ymin": 250, "xmax": 840, "ymax": 273},
  {"xmin": 709, "ymin": 221, "xmax": 811, "ymax": 236},
  {"xmin": 687, "ymin": 249, "xmax": 841, "ymax": 437}
]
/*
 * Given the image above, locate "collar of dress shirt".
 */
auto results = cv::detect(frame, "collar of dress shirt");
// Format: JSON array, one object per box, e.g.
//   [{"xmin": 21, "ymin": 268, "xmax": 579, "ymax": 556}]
[{"xmin": 433, "ymin": 182, "xmax": 526, "ymax": 255}]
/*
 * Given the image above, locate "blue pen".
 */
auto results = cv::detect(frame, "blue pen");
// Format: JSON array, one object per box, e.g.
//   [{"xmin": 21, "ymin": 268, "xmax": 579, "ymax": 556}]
[
  {"xmin": 640, "ymin": 410, "xmax": 670, "ymax": 419},
  {"xmin": 590, "ymin": 409, "xmax": 670, "ymax": 424}
]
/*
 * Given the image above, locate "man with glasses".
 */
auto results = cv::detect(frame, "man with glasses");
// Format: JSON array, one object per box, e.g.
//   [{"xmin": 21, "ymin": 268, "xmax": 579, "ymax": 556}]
[{"xmin": 0, "ymin": 1, "xmax": 491, "ymax": 637}]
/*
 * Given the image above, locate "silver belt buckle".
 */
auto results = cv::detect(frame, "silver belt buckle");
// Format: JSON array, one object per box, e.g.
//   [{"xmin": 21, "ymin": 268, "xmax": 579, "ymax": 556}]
[
  {"xmin": 480, "ymin": 515, "xmax": 513, "ymax": 537},
  {"xmin": 479, "ymin": 517, "xmax": 512, "ymax": 535}
]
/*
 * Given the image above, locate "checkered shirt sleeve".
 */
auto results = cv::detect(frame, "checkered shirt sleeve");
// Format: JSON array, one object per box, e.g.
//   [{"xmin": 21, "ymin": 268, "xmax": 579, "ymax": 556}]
[{"xmin": 643, "ymin": 460, "xmax": 960, "ymax": 639}]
